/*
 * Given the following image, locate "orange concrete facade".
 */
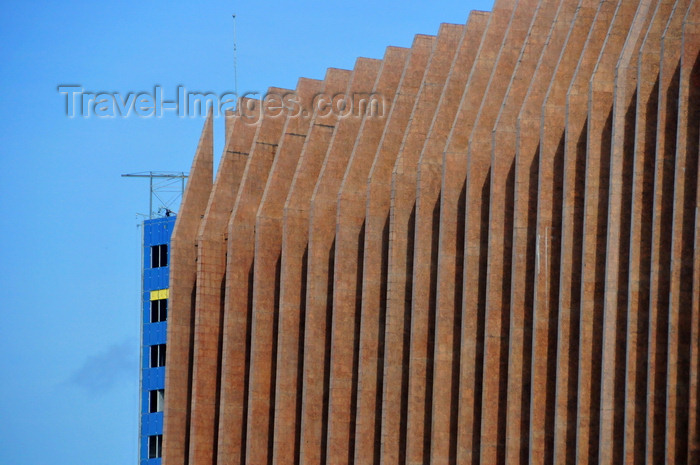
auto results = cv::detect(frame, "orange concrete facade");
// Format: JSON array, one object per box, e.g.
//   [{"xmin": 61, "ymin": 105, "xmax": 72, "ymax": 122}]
[{"xmin": 163, "ymin": 0, "xmax": 700, "ymax": 463}]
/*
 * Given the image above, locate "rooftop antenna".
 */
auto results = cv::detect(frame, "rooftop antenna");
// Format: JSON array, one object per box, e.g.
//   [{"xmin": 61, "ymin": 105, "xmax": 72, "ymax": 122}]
[
  {"xmin": 232, "ymin": 13, "xmax": 239, "ymax": 103},
  {"xmin": 121, "ymin": 171, "xmax": 188, "ymax": 219}
]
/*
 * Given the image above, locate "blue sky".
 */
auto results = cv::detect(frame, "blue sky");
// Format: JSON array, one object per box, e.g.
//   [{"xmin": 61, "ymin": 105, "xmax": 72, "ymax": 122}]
[{"xmin": 0, "ymin": 1, "xmax": 493, "ymax": 463}]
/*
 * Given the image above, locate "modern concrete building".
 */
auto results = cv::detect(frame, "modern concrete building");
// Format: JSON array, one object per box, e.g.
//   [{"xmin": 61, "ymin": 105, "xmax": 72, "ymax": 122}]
[{"xmin": 160, "ymin": 0, "xmax": 699, "ymax": 463}]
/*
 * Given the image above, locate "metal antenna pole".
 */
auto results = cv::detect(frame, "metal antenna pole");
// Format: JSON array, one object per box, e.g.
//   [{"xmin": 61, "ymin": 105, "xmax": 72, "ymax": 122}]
[
  {"xmin": 149, "ymin": 174, "xmax": 153, "ymax": 219},
  {"xmin": 233, "ymin": 13, "xmax": 239, "ymax": 102}
]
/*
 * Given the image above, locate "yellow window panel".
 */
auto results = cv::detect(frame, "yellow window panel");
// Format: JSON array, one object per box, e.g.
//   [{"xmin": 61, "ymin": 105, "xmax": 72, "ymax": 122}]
[{"xmin": 149, "ymin": 289, "xmax": 169, "ymax": 300}]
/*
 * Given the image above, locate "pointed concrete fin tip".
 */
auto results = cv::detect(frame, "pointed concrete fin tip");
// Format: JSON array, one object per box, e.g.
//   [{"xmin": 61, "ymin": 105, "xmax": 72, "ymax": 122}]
[
  {"xmin": 325, "ymin": 67, "xmax": 352, "ymax": 80},
  {"xmin": 296, "ymin": 78, "xmax": 325, "ymax": 98},
  {"xmin": 355, "ymin": 57, "xmax": 383, "ymax": 69},
  {"xmin": 196, "ymin": 128, "xmax": 237, "ymax": 238},
  {"xmin": 438, "ymin": 22, "xmax": 465, "ymax": 32},
  {"xmin": 199, "ymin": 113, "xmax": 213, "ymax": 145},
  {"xmin": 267, "ymin": 86, "xmax": 294, "ymax": 96},
  {"xmin": 469, "ymin": 10, "xmax": 491, "ymax": 19},
  {"xmin": 223, "ymin": 126, "xmax": 236, "ymax": 154},
  {"xmin": 297, "ymin": 77, "xmax": 323, "ymax": 89},
  {"xmin": 204, "ymin": 112, "xmax": 213, "ymax": 138},
  {"xmin": 219, "ymin": 124, "xmax": 237, "ymax": 165},
  {"xmin": 384, "ymin": 45, "xmax": 411, "ymax": 59},
  {"xmin": 174, "ymin": 109, "xmax": 213, "ymax": 232},
  {"xmin": 224, "ymin": 109, "xmax": 237, "ymax": 142},
  {"xmin": 189, "ymin": 114, "xmax": 214, "ymax": 180},
  {"xmin": 197, "ymin": 111, "xmax": 213, "ymax": 146},
  {"xmin": 412, "ymin": 34, "xmax": 437, "ymax": 47},
  {"xmin": 493, "ymin": 0, "xmax": 516, "ymax": 10},
  {"xmin": 211, "ymin": 149, "xmax": 233, "ymax": 198}
]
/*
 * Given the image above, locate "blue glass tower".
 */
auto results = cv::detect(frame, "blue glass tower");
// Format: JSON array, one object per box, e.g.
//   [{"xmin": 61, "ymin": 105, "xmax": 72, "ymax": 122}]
[{"xmin": 140, "ymin": 216, "xmax": 176, "ymax": 465}]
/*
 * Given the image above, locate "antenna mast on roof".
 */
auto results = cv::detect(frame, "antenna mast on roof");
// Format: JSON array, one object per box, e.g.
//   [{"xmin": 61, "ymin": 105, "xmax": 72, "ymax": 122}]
[
  {"xmin": 232, "ymin": 13, "xmax": 239, "ymax": 103},
  {"xmin": 121, "ymin": 171, "xmax": 188, "ymax": 219}
]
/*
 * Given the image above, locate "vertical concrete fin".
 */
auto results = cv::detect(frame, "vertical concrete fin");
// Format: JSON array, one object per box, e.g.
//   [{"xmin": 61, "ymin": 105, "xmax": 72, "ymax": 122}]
[
  {"xmin": 644, "ymin": 0, "xmax": 688, "ymax": 461},
  {"xmin": 382, "ymin": 21, "xmax": 461, "ymax": 465},
  {"xmin": 514, "ymin": 1, "xmax": 599, "ymax": 463},
  {"xmin": 163, "ymin": 114, "xmax": 213, "ymax": 465},
  {"xmin": 687, "ymin": 6, "xmax": 700, "ymax": 464},
  {"xmin": 260, "ymin": 76, "xmax": 325, "ymax": 465},
  {"xmin": 550, "ymin": 0, "xmax": 619, "ymax": 462},
  {"xmin": 176, "ymin": 114, "xmax": 215, "ymax": 231},
  {"xmin": 597, "ymin": 1, "xmax": 656, "ymax": 463},
  {"xmin": 401, "ymin": 21, "xmax": 467, "ymax": 465},
  {"xmin": 664, "ymin": 0, "xmax": 699, "ymax": 461},
  {"xmin": 279, "ymin": 65, "xmax": 351, "ymax": 465},
  {"xmin": 445, "ymin": 3, "xmax": 517, "ymax": 463},
  {"xmin": 409, "ymin": 13, "xmax": 489, "ymax": 465},
  {"xmin": 361, "ymin": 32, "xmax": 435, "ymax": 465},
  {"xmin": 246, "ymin": 78, "xmax": 325, "ymax": 465},
  {"xmin": 467, "ymin": 0, "xmax": 544, "ymax": 461},
  {"xmin": 301, "ymin": 55, "xmax": 382, "ymax": 465},
  {"xmin": 189, "ymin": 114, "xmax": 258, "ymax": 465},
  {"xmin": 213, "ymin": 104, "xmax": 260, "ymax": 465},
  {"xmin": 574, "ymin": 0, "xmax": 644, "ymax": 462},
  {"xmin": 217, "ymin": 85, "xmax": 291, "ymax": 465},
  {"xmin": 688, "ymin": 9, "xmax": 700, "ymax": 451},
  {"xmin": 330, "ymin": 45, "xmax": 410, "ymax": 465},
  {"xmin": 598, "ymin": 1, "xmax": 657, "ymax": 464},
  {"xmin": 620, "ymin": 1, "xmax": 676, "ymax": 462},
  {"xmin": 479, "ymin": 0, "xmax": 580, "ymax": 461}
]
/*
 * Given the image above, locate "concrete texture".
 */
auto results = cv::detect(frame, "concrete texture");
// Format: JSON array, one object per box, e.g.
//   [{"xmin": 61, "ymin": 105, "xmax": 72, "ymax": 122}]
[
  {"xmin": 665, "ymin": 1, "xmax": 699, "ymax": 461},
  {"xmin": 687, "ymin": 6, "xmax": 700, "ymax": 465},
  {"xmin": 361, "ymin": 34, "xmax": 435, "ymax": 465},
  {"xmin": 620, "ymin": 1, "xmax": 676, "ymax": 462},
  {"xmin": 330, "ymin": 46, "xmax": 410, "ymax": 465},
  {"xmin": 252, "ymin": 76, "xmax": 325, "ymax": 465},
  {"xmin": 644, "ymin": 1, "xmax": 691, "ymax": 463},
  {"xmin": 217, "ymin": 86, "xmax": 290, "ymax": 465},
  {"xmin": 488, "ymin": 0, "xmax": 577, "ymax": 462},
  {"xmin": 189, "ymin": 113, "xmax": 257, "ymax": 465},
  {"xmin": 374, "ymin": 22, "xmax": 464, "ymax": 465},
  {"xmin": 301, "ymin": 57, "xmax": 382, "ymax": 465},
  {"xmin": 245, "ymin": 80, "xmax": 324, "ymax": 465},
  {"xmin": 161, "ymin": 1, "xmax": 700, "ymax": 463},
  {"xmin": 275, "ymin": 66, "xmax": 350, "ymax": 465}
]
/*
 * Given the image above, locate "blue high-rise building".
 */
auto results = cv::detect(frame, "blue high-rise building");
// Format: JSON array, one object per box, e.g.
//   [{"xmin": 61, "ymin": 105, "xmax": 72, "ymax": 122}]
[{"xmin": 140, "ymin": 216, "xmax": 175, "ymax": 465}]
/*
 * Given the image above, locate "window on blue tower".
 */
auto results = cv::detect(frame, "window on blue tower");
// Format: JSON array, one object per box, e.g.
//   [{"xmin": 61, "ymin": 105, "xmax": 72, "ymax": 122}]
[
  {"xmin": 150, "ymin": 344, "xmax": 166, "ymax": 368},
  {"xmin": 150, "ymin": 298, "xmax": 167, "ymax": 323},
  {"xmin": 151, "ymin": 244, "xmax": 168, "ymax": 268},
  {"xmin": 148, "ymin": 435, "xmax": 162, "ymax": 459},
  {"xmin": 149, "ymin": 389, "xmax": 164, "ymax": 413}
]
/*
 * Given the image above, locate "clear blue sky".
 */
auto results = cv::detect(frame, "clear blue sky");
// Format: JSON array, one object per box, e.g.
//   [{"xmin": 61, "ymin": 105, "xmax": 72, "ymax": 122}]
[{"xmin": 0, "ymin": 1, "xmax": 493, "ymax": 464}]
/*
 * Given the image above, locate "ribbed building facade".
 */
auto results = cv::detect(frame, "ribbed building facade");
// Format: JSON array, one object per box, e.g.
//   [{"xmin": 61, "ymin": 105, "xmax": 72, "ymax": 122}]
[{"xmin": 161, "ymin": 0, "xmax": 700, "ymax": 463}]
